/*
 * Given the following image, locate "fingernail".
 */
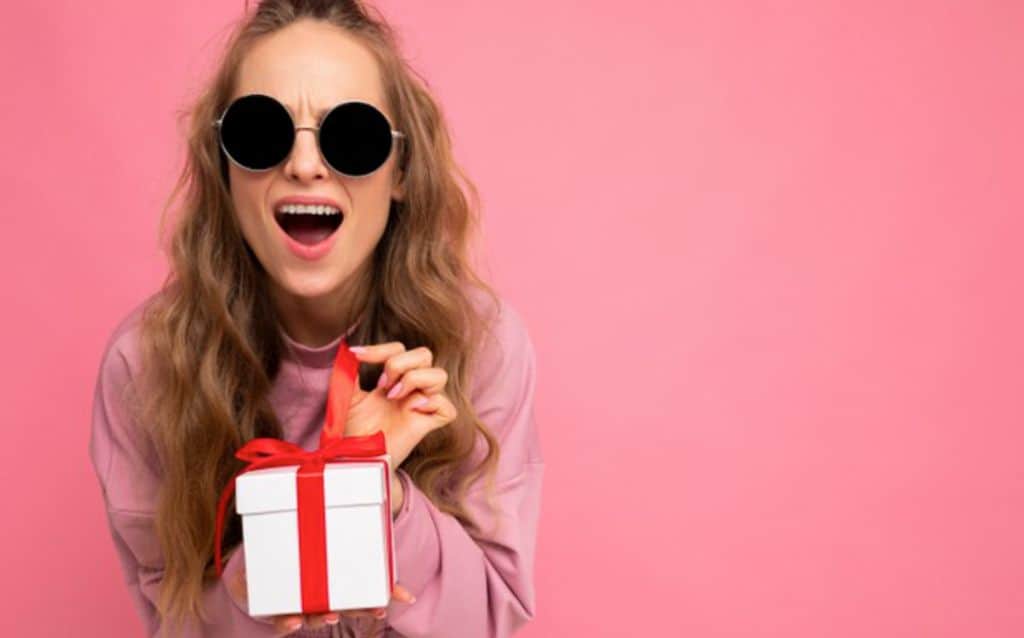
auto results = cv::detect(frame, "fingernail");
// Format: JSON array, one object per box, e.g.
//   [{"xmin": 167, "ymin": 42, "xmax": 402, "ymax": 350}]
[
  {"xmin": 349, "ymin": 345, "xmax": 367, "ymax": 354},
  {"xmin": 325, "ymin": 614, "xmax": 340, "ymax": 625},
  {"xmin": 377, "ymin": 371, "xmax": 389, "ymax": 389},
  {"xmin": 386, "ymin": 382, "xmax": 404, "ymax": 399},
  {"xmin": 289, "ymin": 619, "xmax": 303, "ymax": 630},
  {"xmin": 411, "ymin": 396, "xmax": 428, "ymax": 409},
  {"xmin": 374, "ymin": 609, "xmax": 387, "ymax": 618}
]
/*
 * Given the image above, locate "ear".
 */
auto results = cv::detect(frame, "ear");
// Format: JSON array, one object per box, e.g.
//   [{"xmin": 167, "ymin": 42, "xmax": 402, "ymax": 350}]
[
  {"xmin": 390, "ymin": 172, "xmax": 405, "ymax": 203},
  {"xmin": 390, "ymin": 145, "xmax": 407, "ymax": 203}
]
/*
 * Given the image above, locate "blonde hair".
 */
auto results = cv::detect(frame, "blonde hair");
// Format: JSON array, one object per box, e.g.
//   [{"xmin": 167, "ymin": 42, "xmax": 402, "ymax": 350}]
[{"xmin": 135, "ymin": 1, "xmax": 501, "ymax": 633}]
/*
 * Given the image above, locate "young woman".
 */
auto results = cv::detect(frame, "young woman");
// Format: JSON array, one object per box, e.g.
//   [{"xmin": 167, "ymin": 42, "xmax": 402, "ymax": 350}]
[{"xmin": 88, "ymin": 1, "xmax": 543, "ymax": 636}]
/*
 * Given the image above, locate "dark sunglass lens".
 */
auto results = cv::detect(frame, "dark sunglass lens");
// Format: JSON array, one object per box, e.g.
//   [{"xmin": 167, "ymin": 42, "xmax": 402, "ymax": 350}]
[
  {"xmin": 319, "ymin": 102, "xmax": 394, "ymax": 176},
  {"xmin": 219, "ymin": 94, "xmax": 293, "ymax": 171}
]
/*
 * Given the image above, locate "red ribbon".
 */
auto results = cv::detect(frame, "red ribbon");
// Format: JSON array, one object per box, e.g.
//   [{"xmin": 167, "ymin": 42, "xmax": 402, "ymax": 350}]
[{"xmin": 213, "ymin": 338, "xmax": 393, "ymax": 613}]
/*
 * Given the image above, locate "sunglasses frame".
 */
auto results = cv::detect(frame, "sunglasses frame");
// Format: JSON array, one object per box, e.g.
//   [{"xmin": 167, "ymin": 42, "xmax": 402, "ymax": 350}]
[{"xmin": 211, "ymin": 93, "xmax": 406, "ymax": 177}]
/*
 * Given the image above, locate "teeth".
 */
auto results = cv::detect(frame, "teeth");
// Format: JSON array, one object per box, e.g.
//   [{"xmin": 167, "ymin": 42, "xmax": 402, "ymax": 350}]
[{"xmin": 276, "ymin": 204, "xmax": 341, "ymax": 215}]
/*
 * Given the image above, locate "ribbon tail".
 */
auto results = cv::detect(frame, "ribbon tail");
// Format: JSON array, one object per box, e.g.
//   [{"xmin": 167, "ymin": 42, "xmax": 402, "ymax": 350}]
[
  {"xmin": 321, "ymin": 339, "xmax": 359, "ymax": 445},
  {"xmin": 213, "ymin": 473, "xmax": 240, "ymax": 578}
]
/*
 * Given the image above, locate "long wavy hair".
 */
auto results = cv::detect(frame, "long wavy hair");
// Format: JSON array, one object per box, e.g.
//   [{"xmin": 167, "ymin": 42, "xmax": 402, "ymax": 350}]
[{"xmin": 134, "ymin": 0, "xmax": 502, "ymax": 633}]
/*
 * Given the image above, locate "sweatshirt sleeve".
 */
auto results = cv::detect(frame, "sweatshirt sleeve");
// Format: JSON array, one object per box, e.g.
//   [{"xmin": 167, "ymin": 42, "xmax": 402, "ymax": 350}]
[
  {"xmin": 88, "ymin": 320, "xmax": 279, "ymax": 637},
  {"xmin": 385, "ymin": 299, "xmax": 545, "ymax": 638}
]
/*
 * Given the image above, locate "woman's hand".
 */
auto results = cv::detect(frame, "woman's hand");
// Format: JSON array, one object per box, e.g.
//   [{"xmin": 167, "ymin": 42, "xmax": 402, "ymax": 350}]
[
  {"xmin": 226, "ymin": 560, "xmax": 415, "ymax": 635},
  {"xmin": 222, "ymin": 342, "xmax": 447, "ymax": 635},
  {"xmin": 344, "ymin": 342, "xmax": 458, "ymax": 470}
]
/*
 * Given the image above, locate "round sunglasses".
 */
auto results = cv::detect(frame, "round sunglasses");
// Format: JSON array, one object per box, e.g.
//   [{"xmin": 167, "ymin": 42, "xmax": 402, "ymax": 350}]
[{"xmin": 212, "ymin": 93, "xmax": 405, "ymax": 177}]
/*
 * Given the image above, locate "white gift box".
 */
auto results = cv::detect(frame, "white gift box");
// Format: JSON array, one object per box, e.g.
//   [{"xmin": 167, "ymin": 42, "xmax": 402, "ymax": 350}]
[{"xmin": 234, "ymin": 457, "xmax": 397, "ymax": 616}]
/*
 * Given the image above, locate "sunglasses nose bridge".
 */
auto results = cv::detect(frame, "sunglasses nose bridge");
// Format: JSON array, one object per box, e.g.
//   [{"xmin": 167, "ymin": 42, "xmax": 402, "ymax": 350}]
[{"xmin": 286, "ymin": 124, "xmax": 329, "ymax": 175}]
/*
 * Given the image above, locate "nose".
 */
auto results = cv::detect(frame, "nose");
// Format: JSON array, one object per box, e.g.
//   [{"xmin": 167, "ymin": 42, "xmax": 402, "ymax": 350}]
[{"xmin": 283, "ymin": 125, "xmax": 328, "ymax": 182}]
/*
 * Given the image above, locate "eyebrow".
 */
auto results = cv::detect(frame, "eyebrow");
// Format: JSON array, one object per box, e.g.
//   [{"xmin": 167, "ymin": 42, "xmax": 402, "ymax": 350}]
[
  {"xmin": 286, "ymin": 101, "xmax": 373, "ymax": 119},
  {"xmin": 278, "ymin": 103, "xmax": 331, "ymax": 119}
]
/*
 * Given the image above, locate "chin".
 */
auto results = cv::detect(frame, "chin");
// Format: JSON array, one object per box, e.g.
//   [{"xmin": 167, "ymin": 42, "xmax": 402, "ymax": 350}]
[{"xmin": 272, "ymin": 266, "xmax": 346, "ymax": 300}]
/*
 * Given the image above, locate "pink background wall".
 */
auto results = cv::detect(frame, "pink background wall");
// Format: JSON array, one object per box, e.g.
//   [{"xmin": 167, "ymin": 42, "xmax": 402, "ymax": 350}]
[{"xmin": 2, "ymin": 1, "xmax": 1022, "ymax": 636}]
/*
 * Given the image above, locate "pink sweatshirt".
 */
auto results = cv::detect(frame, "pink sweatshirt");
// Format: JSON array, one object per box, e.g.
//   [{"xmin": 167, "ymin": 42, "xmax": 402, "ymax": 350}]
[{"xmin": 88, "ymin": 294, "xmax": 543, "ymax": 637}]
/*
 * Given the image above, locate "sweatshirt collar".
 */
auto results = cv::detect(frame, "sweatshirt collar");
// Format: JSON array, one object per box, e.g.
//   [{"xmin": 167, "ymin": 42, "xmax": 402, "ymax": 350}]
[{"xmin": 279, "ymin": 314, "xmax": 364, "ymax": 370}]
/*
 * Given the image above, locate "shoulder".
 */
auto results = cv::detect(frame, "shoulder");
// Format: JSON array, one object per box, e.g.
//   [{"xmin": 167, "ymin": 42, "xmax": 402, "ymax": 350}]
[
  {"xmin": 92, "ymin": 291, "xmax": 167, "ymax": 449},
  {"xmin": 466, "ymin": 287, "xmax": 537, "ymax": 403},
  {"xmin": 96, "ymin": 294, "xmax": 156, "ymax": 386},
  {"xmin": 89, "ymin": 294, "xmax": 164, "ymax": 504}
]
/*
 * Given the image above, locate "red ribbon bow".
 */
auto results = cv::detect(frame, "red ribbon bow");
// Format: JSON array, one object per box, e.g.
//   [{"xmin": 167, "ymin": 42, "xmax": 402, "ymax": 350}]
[{"xmin": 213, "ymin": 338, "xmax": 392, "ymax": 612}]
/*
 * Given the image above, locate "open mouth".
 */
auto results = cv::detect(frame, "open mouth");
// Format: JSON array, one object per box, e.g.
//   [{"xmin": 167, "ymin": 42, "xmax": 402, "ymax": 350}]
[{"xmin": 274, "ymin": 209, "xmax": 344, "ymax": 246}]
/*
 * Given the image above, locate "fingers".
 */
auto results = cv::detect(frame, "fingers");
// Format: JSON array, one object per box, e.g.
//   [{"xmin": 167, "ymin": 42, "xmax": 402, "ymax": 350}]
[
  {"xmin": 384, "ymin": 366, "xmax": 448, "ymax": 401},
  {"xmin": 401, "ymin": 391, "xmax": 457, "ymax": 430},
  {"xmin": 342, "ymin": 608, "xmax": 388, "ymax": 619},
  {"xmin": 348, "ymin": 341, "xmax": 407, "ymax": 365},
  {"xmin": 272, "ymin": 609, "xmax": 383, "ymax": 635},
  {"xmin": 271, "ymin": 614, "xmax": 304, "ymax": 636},
  {"xmin": 376, "ymin": 346, "xmax": 434, "ymax": 394},
  {"xmin": 303, "ymin": 612, "xmax": 340, "ymax": 630},
  {"xmin": 350, "ymin": 343, "xmax": 436, "ymax": 394},
  {"xmin": 392, "ymin": 582, "xmax": 416, "ymax": 603},
  {"xmin": 269, "ymin": 596, "xmax": 409, "ymax": 634}
]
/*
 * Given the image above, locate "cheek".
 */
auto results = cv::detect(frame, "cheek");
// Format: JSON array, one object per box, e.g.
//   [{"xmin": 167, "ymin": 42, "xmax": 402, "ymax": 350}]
[
  {"xmin": 347, "ymin": 183, "xmax": 394, "ymax": 246},
  {"xmin": 352, "ymin": 170, "xmax": 398, "ymax": 223},
  {"xmin": 228, "ymin": 167, "xmax": 271, "ymax": 231}
]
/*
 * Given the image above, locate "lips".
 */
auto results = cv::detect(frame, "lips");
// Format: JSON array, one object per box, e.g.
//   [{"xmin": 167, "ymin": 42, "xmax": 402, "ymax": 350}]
[
  {"xmin": 273, "ymin": 210, "xmax": 343, "ymax": 246},
  {"xmin": 270, "ymin": 195, "xmax": 346, "ymax": 261}
]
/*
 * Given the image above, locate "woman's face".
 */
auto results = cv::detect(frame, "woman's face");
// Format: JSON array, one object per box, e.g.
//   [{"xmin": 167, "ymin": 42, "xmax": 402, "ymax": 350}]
[{"xmin": 226, "ymin": 18, "xmax": 403, "ymax": 302}]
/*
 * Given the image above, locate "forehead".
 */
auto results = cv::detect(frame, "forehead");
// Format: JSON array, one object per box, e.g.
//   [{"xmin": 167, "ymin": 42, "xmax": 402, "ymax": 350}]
[{"xmin": 234, "ymin": 19, "xmax": 386, "ymax": 116}]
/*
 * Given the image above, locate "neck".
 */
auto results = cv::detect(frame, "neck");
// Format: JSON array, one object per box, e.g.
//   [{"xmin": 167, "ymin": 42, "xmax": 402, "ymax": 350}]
[{"xmin": 269, "ymin": 263, "xmax": 372, "ymax": 348}]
